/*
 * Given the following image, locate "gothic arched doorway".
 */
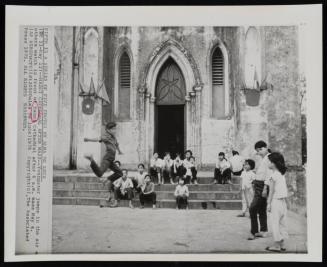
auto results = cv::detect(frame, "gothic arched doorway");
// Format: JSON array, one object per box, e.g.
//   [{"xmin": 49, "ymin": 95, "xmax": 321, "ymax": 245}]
[{"xmin": 155, "ymin": 58, "xmax": 186, "ymax": 158}]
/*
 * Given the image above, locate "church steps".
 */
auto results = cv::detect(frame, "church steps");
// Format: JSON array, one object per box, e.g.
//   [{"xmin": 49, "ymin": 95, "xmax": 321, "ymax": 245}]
[
  {"xmin": 53, "ymin": 171, "xmax": 242, "ymax": 210},
  {"xmin": 53, "ymin": 182, "xmax": 241, "ymax": 191},
  {"xmin": 53, "ymin": 175, "xmax": 241, "ymax": 184},
  {"xmin": 53, "ymin": 197, "xmax": 242, "ymax": 210},
  {"xmin": 53, "ymin": 189, "xmax": 241, "ymax": 200}
]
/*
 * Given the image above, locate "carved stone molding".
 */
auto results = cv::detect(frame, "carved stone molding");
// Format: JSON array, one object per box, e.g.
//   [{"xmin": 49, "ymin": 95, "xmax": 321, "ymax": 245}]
[{"xmin": 140, "ymin": 38, "xmax": 203, "ymax": 90}]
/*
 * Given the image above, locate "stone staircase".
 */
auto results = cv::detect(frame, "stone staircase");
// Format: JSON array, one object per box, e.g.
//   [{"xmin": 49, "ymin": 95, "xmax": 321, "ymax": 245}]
[{"xmin": 53, "ymin": 171, "xmax": 242, "ymax": 210}]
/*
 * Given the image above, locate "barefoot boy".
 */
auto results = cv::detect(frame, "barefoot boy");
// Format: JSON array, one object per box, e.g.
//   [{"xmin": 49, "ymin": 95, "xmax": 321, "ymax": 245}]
[{"xmin": 84, "ymin": 122, "xmax": 123, "ymax": 197}]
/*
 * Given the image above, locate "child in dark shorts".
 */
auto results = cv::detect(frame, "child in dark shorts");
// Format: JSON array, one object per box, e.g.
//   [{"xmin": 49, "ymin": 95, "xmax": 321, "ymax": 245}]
[{"xmin": 84, "ymin": 122, "xmax": 123, "ymax": 202}]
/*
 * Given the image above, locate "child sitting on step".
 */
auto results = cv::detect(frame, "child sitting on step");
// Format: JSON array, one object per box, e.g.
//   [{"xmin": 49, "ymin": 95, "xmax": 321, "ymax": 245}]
[
  {"xmin": 111, "ymin": 169, "xmax": 134, "ymax": 208},
  {"xmin": 139, "ymin": 175, "xmax": 157, "ymax": 209},
  {"xmin": 237, "ymin": 159, "xmax": 255, "ymax": 217},
  {"xmin": 132, "ymin": 163, "xmax": 147, "ymax": 193},
  {"xmin": 149, "ymin": 152, "xmax": 164, "ymax": 185},
  {"xmin": 183, "ymin": 151, "xmax": 198, "ymax": 185},
  {"xmin": 162, "ymin": 152, "xmax": 174, "ymax": 184},
  {"xmin": 99, "ymin": 160, "xmax": 121, "ymax": 202},
  {"xmin": 174, "ymin": 177, "xmax": 189, "ymax": 209},
  {"xmin": 173, "ymin": 153, "xmax": 186, "ymax": 183},
  {"xmin": 213, "ymin": 152, "xmax": 232, "ymax": 184}
]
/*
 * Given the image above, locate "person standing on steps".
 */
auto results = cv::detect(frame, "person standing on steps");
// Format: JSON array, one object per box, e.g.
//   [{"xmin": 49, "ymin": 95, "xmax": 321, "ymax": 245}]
[
  {"xmin": 84, "ymin": 122, "xmax": 123, "ymax": 203},
  {"xmin": 248, "ymin": 141, "xmax": 272, "ymax": 240}
]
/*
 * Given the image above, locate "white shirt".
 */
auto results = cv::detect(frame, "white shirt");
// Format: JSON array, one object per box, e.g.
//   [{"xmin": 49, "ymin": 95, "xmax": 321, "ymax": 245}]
[
  {"xmin": 150, "ymin": 158, "xmax": 164, "ymax": 168},
  {"xmin": 229, "ymin": 155, "xmax": 244, "ymax": 172},
  {"xmin": 216, "ymin": 158, "xmax": 231, "ymax": 170},
  {"xmin": 255, "ymin": 154, "xmax": 272, "ymax": 185},
  {"xmin": 162, "ymin": 157, "xmax": 173, "ymax": 169},
  {"xmin": 183, "ymin": 158, "xmax": 194, "ymax": 176},
  {"xmin": 113, "ymin": 177, "xmax": 133, "ymax": 191},
  {"xmin": 174, "ymin": 184, "xmax": 189, "ymax": 197},
  {"xmin": 241, "ymin": 170, "xmax": 255, "ymax": 190},
  {"xmin": 134, "ymin": 172, "xmax": 147, "ymax": 187},
  {"xmin": 269, "ymin": 171, "xmax": 288, "ymax": 199}
]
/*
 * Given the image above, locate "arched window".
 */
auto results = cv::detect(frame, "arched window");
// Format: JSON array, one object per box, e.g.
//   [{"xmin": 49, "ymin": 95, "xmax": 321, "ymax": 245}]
[
  {"xmin": 211, "ymin": 47, "xmax": 225, "ymax": 118},
  {"xmin": 118, "ymin": 52, "xmax": 131, "ymax": 119}
]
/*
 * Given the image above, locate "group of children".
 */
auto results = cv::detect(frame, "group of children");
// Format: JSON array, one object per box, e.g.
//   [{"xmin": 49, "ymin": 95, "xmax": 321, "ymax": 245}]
[
  {"xmin": 149, "ymin": 150, "xmax": 198, "ymax": 185},
  {"xmin": 84, "ymin": 122, "xmax": 290, "ymax": 253}
]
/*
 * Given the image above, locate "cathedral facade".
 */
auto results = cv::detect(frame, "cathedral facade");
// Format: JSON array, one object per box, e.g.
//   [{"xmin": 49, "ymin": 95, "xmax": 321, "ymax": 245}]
[{"xmin": 53, "ymin": 26, "xmax": 303, "ymax": 170}]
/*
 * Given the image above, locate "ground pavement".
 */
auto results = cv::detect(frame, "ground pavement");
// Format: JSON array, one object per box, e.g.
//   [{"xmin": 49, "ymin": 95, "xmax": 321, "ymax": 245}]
[{"xmin": 52, "ymin": 205, "xmax": 307, "ymax": 254}]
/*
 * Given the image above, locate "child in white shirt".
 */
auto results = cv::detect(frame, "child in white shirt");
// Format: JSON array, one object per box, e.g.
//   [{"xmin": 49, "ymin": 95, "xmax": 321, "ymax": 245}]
[
  {"xmin": 162, "ymin": 152, "xmax": 174, "ymax": 184},
  {"xmin": 174, "ymin": 178, "xmax": 189, "ymax": 209},
  {"xmin": 149, "ymin": 152, "xmax": 164, "ymax": 185},
  {"xmin": 237, "ymin": 159, "xmax": 255, "ymax": 217},
  {"xmin": 173, "ymin": 153, "xmax": 186, "ymax": 183},
  {"xmin": 266, "ymin": 152, "xmax": 288, "ymax": 252},
  {"xmin": 132, "ymin": 163, "xmax": 147, "ymax": 193}
]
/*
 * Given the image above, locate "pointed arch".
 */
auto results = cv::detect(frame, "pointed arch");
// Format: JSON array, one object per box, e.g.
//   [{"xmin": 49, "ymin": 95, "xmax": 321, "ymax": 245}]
[
  {"xmin": 208, "ymin": 38, "xmax": 230, "ymax": 118},
  {"xmin": 114, "ymin": 45, "xmax": 134, "ymax": 120},
  {"xmin": 140, "ymin": 39, "xmax": 203, "ymax": 95}
]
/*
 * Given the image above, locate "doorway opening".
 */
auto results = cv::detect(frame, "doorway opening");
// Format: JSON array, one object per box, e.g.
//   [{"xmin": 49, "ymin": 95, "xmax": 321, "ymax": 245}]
[{"xmin": 156, "ymin": 105, "xmax": 185, "ymax": 158}]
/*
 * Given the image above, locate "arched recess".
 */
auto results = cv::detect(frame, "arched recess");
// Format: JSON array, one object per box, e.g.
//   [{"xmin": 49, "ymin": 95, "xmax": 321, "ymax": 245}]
[
  {"xmin": 83, "ymin": 27, "xmax": 99, "ymax": 88},
  {"xmin": 244, "ymin": 27, "xmax": 262, "ymax": 89},
  {"xmin": 207, "ymin": 38, "xmax": 230, "ymax": 118},
  {"xmin": 139, "ymin": 39, "xmax": 203, "ymax": 164},
  {"xmin": 114, "ymin": 45, "xmax": 134, "ymax": 120}
]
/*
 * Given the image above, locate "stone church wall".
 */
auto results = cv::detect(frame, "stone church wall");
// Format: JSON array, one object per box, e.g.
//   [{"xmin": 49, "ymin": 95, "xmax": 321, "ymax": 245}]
[{"xmin": 54, "ymin": 26, "xmax": 302, "ymax": 170}]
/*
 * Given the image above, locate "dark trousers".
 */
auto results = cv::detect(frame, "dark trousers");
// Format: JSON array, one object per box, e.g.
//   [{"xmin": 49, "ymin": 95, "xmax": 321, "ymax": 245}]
[
  {"xmin": 162, "ymin": 167, "xmax": 173, "ymax": 183},
  {"xmin": 214, "ymin": 168, "xmax": 231, "ymax": 184},
  {"xmin": 113, "ymin": 187, "xmax": 134, "ymax": 200},
  {"xmin": 149, "ymin": 167, "xmax": 162, "ymax": 183},
  {"xmin": 172, "ymin": 165, "xmax": 186, "ymax": 180},
  {"xmin": 249, "ymin": 180, "xmax": 268, "ymax": 235},
  {"xmin": 176, "ymin": 195, "xmax": 188, "ymax": 209},
  {"xmin": 139, "ymin": 192, "xmax": 157, "ymax": 205},
  {"xmin": 191, "ymin": 167, "xmax": 197, "ymax": 182},
  {"xmin": 233, "ymin": 170, "xmax": 243, "ymax": 176},
  {"xmin": 90, "ymin": 156, "xmax": 123, "ymax": 182}
]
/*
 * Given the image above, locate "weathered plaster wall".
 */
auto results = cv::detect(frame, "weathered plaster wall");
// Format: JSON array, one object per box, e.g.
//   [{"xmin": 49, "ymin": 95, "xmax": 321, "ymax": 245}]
[
  {"xmin": 104, "ymin": 26, "xmax": 240, "ymax": 166},
  {"xmin": 264, "ymin": 26, "xmax": 302, "ymax": 166},
  {"xmin": 76, "ymin": 27, "xmax": 103, "ymax": 169},
  {"xmin": 53, "ymin": 27, "xmax": 73, "ymax": 169},
  {"xmin": 55, "ymin": 26, "xmax": 302, "ymax": 170}
]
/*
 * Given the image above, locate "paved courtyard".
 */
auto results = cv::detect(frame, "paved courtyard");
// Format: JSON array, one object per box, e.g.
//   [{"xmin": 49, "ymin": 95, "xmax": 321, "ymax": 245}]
[{"xmin": 52, "ymin": 205, "xmax": 307, "ymax": 254}]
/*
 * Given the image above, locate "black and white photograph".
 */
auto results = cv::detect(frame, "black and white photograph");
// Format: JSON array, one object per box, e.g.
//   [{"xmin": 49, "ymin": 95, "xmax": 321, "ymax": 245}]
[
  {"xmin": 5, "ymin": 5, "xmax": 322, "ymax": 261},
  {"xmin": 51, "ymin": 24, "xmax": 307, "ymax": 253}
]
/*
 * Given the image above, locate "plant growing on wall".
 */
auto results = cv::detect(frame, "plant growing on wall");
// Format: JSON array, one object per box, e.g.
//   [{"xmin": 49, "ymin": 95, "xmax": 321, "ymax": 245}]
[{"xmin": 241, "ymin": 71, "xmax": 273, "ymax": 106}]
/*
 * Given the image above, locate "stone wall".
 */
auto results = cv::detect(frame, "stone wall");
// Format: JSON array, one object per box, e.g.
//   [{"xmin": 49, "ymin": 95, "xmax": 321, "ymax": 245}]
[
  {"xmin": 53, "ymin": 27, "xmax": 74, "ymax": 169},
  {"xmin": 265, "ymin": 26, "xmax": 302, "ymax": 166},
  {"xmin": 54, "ymin": 26, "xmax": 303, "ymax": 170}
]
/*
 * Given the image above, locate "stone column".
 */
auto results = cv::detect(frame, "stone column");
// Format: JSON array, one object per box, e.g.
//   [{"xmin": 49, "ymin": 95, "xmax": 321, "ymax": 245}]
[
  {"xmin": 137, "ymin": 87, "xmax": 146, "ymax": 163},
  {"xmin": 149, "ymin": 96, "xmax": 156, "ymax": 162},
  {"xmin": 144, "ymin": 92, "xmax": 151, "ymax": 166},
  {"xmin": 194, "ymin": 85, "xmax": 203, "ymax": 167},
  {"xmin": 185, "ymin": 95, "xmax": 191, "ymax": 150},
  {"xmin": 189, "ymin": 91, "xmax": 196, "ymax": 154}
]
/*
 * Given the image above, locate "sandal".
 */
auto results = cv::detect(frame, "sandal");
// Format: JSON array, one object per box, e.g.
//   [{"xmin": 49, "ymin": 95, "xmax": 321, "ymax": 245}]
[{"xmin": 265, "ymin": 246, "xmax": 281, "ymax": 252}]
